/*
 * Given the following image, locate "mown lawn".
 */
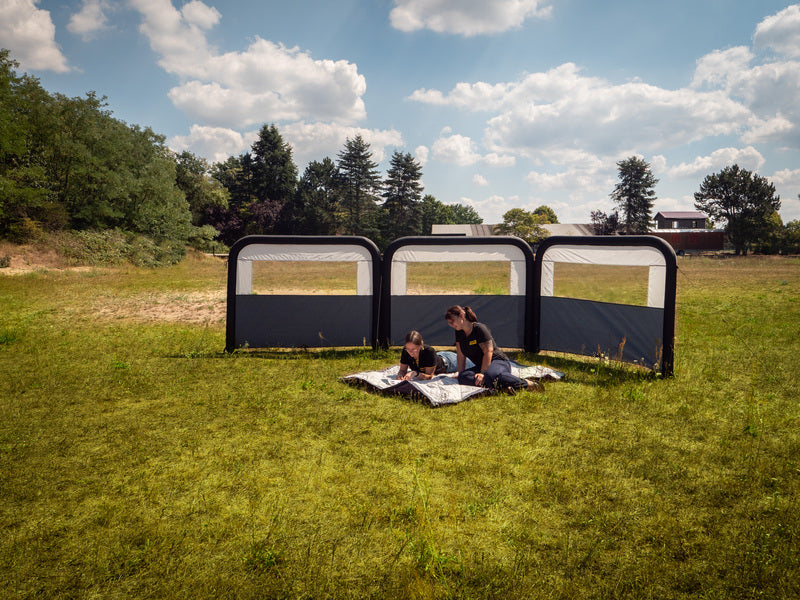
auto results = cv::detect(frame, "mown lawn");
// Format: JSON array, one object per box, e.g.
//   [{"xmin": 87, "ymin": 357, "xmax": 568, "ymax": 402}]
[{"xmin": 1, "ymin": 252, "xmax": 798, "ymax": 599}]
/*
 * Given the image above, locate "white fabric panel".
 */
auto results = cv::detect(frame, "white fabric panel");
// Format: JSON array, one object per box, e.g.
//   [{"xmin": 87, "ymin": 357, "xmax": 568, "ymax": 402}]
[
  {"xmin": 236, "ymin": 260, "xmax": 253, "ymax": 295},
  {"xmin": 238, "ymin": 243, "xmax": 373, "ymax": 263},
  {"xmin": 356, "ymin": 261, "xmax": 372, "ymax": 296},
  {"xmin": 392, "ymin": 244, "xmax": 525, "ymax": 263},
  {"xmin": 391, "ymin": 261, "xmax": 408, "ymax": 295},
  {"xmin": 648, "ymin": 265, "xmax": 666, "ymax": 308},
  {"xmin": 236, "ymin": 243, "xmax": 375, "ymax": 296},
  {"xmin": 541, "ymin": 245, "xmax": 666, "ymax": 267},
  {"xmin": 390, "ymin": 243, "xmax": 527, "ymax": 296},
  {"xmin": 509, "ymin": 261, "xmax": 525, "ymax": 295},
  {"xmin": 541, "ymin": 261, "xmax": 555, "ymax": 298}
]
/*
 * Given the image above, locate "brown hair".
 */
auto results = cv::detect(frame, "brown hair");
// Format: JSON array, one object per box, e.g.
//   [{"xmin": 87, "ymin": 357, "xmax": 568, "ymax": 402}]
[
  {"xmin": 404, "ymin": 330, "xmax": 424, "ymax": 346},
  {"xmin": 444, "ymin": 305, "xmax": 478, "ymax": 323}
]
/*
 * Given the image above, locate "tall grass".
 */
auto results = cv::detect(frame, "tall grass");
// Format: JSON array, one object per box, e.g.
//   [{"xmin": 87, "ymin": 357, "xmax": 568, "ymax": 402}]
[{"xmin": 1, "ymin": 252, "xmax": 798, "ymax": 599}]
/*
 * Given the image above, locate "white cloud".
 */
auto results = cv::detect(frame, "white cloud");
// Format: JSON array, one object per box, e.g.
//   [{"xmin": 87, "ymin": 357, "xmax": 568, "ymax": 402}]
[
  {"xmin": 525, "ymin": 152, "xmax": 615, "ymax": 207},
  {"xmin": 167, "ymin": 80, "xmax": 300, "ymax": 129},
  {"xmin": 466, "ymin": 194, "xmax": 524, "ymax": 224},
  {"xmin": 692, "ymin": 42, "xmax": 800, "ymax": 146},
  {"xmin": 390, "ymin": 0, "xmax": 552, "ymax": 36},
  {"xmin": 650, "ymin": 154, "xmax": 668, "ymax": 174},
  {"xmin": 770, "ymin": 168, "xmax": 800, "ymax": 222},
  {"xmin": 414, "ymin": 145, "xmax": 429, "ymax": 165},
  {"xmin": 180, "ymin": 0, "xmax": 221, "ymax": 29},
  {"xmin": 131, "ymin": 0, "xmax": 366, "ymax": 128},
  {"xmin": 691, "ymin": 46, "xmax": 754, "ymax": 90},
  {"xmin": 666, "ymin": 147, "xmax": 766, "ymax": 179},
  {"xmin": 430, "ymin": 131, "xmax": 517, "ymax": 166},
  {"xmin": 408, "ymin": 81, "xmax": 510, "ymax": 109},
  {"xmin": 413, "ymin": 63, "xmax": 755, "ymax": 163},
  {"xmin": 279, "ymin": 122, "xmax": 403, "ymax": 168},
  {"xmin": 754, "ymin": 4, "xmax": 800, "ymax": 58},
  {"xmin": 431, "ymin": 132, "xmax": 482, "ymax": 165},
  {"xmin": 770, "ymin": 167, "xmax": 800, "ymax": 187},
  {"xmin": 770, "ymin": 169, "xmax": 800, "ymax": 221},
  {"xmin": 128, "ymin": 0, "xmax": 216, "ymax": 77},
  {"xmin": 0, "ymin": 0, "xmax": 70, "ymax": 72},
  {"xmin": 67, "ymin": 0, "xmax": 110, "ymax": 40},
  {"xmin": 473, "ymin": 174, "xmax": 489, "ymax": 186},
  {"xmin": 169, "ymin": 121, "xmax": 403, "ymax": 168},
  {"xmin": 169, "ymin": 124, "xmax": 256, "ymax": 163},
  {"xmin": 482, "ymin": 152, "xmax": 516, "ymax": 167}
]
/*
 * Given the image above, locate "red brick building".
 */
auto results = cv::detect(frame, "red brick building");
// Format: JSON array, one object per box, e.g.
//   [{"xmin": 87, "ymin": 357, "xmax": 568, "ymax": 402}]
[{"xmin": 651, "ymin": 211, "xmax": 724, "ymax": 253}]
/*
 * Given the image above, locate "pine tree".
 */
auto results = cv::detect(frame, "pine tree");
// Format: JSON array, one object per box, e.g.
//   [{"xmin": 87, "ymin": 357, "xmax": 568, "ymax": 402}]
[
  {"xmin": 610, "ymin": 156, "xmax": 657, "ymax": 234},
  {"xmin": 382, "ymin": 151, "xmax": 423, "ymax": 238},
  {"xmin": 337, "ymin": 135, "xmax": 382, "ymax": 238},
  {"xmin": 247, "ymin": 124, "xmax": 298, "ymax": 235},
  {"xmin": 294, "ymin": 157, "xmax": 342, "ymax": 235}
]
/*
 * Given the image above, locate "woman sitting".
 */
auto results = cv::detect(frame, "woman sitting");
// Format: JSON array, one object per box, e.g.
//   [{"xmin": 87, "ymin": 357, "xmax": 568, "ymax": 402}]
[{"xmin": 444, "ymin": 304, "xmax": 542, "ymax": 393}]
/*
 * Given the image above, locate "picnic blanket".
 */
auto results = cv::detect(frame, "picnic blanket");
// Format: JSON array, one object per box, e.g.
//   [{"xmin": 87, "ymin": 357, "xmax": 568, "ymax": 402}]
[{"xmin": 341, "ymin": 362, "xmax": 564, "ymax": 407}]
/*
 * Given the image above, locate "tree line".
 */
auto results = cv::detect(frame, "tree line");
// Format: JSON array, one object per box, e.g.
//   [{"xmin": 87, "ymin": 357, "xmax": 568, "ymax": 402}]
[
  {"xmin": 591, "ymin": 156, "xmax": 800, "ymax": 255},
  {"xmin": 0, "ymin": 49, "xmax": 480, "ymax": 259},
  {"xmin": 196, "ymin": 125, "xmax": 481, "ymax": 249},
  {"xmin": 2, "ymin": 48, "xmax": 798, "ymax": 259},
  {"xmin": 1, "ymin": 50, "xmax": 197, "ymax": 262}
]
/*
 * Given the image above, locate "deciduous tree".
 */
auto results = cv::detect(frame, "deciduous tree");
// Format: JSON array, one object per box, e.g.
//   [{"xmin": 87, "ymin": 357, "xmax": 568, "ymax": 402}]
[
  {"xmin": 533, "ymin": 205, "xmax": 559, "ymax": 224},
  {"xmin": 494, "ymin": 208, "xmax": 548, "ymax": 243},
  {"xmin": 292, "ymin": 158, "xmax": 343, "ymax": 235},
  {"xmin": 590, "ymin": 209, "xmax": 620, "ymax": 235},
  {"xmin": 694, "ymin": 165, "xmax": 781, "ymax": 255},
  {"xmin": 174, "ymin": 150, "xmax": 229, "ymax": 227}
]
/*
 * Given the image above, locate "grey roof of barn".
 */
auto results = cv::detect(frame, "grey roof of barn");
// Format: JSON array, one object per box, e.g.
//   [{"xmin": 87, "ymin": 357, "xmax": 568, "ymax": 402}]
[
  {"xmin": 431, "ymin": 223, "xmax": 595, "ymax": 236},
  {"xmin": 655, "ymin": 211, "xmax": 706, "ymax": 219}
]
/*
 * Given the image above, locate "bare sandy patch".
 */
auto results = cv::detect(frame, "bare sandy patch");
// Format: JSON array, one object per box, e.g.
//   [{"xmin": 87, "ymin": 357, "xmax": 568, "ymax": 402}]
[
  {"xmin": 0, "ymin": 242, "xmax": 72, "ymax": 274},
  {"xmin": 92, "ymin": 290, "xmax": 227, "ymax": 324}
]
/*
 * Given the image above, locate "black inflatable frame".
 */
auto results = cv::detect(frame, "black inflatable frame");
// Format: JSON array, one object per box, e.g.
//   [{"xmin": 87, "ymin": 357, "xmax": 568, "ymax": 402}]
[
  {"xmin": 379, "ymin": 236, "xmax": 534, "ymax": 350},
  {"xmin": 532, "ymin": 235, "xmax": 677, "ymax": 376},
  {"xmin": 225, "ymin": 234, "xmax": 677, "ymax": 375},
  {"xmin": 225, "ymin": 235, "xmax": 381, "ymax": 351}
]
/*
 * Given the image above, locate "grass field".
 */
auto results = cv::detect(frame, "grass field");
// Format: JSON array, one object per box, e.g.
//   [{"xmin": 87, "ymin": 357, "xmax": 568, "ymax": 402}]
[{"xmin": 1, "ymin": 251, "xmax": 799, "ymax": 599}]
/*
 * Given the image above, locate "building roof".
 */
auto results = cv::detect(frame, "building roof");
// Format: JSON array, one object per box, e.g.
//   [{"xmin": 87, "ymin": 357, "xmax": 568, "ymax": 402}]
[
  {"xmin": 431, "ymin": 224, "xmax": 495, "ymax": 236},
  {"xmin": 542, "ymin": 223, "xmax": 595, "ymax": 236},
  {"xmin": 431, "ymin": 223, "xmax": 596, "ymax": 237},
  {"xmin": 655, "ymin": 211, "xmax": 706, "ymax": 220}
]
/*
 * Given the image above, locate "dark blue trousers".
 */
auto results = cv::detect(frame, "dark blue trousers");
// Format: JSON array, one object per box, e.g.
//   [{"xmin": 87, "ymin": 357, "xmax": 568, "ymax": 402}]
[{"xmin": 458, "ymin": 359, "xmax": 527, "ymax": 390}]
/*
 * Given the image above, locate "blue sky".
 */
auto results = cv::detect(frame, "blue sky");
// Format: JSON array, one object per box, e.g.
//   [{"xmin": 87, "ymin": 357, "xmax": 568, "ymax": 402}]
[{"xmin": 2, "ymin": 0, "xmax": 800, "ymax": 225}]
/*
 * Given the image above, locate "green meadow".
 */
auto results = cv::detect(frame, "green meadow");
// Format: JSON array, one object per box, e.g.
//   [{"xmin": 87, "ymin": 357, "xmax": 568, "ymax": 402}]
[{"xmin": 1, "ymin": 252, "xmax": 799, "ymax": 599}]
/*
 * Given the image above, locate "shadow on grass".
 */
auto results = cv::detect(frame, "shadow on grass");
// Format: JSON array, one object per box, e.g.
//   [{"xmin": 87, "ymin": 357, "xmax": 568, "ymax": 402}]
[
  {"xmin": 170, "ymin": 346, "xmax": 394, "ymax": 361},
  {"xmin": 507, "ymin": 351, "xmax": 663, "ymax": 386},
  {"xmin": 171, "ymin": 346, "xmax": 662, "ymax": 386}
]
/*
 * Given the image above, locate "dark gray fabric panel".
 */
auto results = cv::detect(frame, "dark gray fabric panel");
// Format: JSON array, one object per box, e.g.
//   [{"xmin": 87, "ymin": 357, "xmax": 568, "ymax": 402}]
[
  {"xmin": 389, "ymin": 295, "xmax": 525, "ymax": 348},
  {"xmin": 234, "ymin": 295, "xmax": 373, "ymax": 348},
  {"xmin": 539, "ymin": 296, "xmax": 664, "ymax": 366}
]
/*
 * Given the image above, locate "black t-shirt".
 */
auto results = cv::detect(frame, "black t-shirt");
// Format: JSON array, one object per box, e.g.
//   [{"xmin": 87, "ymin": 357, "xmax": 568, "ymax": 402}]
[
  {"xmin": 400, "ymin": 345, "xmax": 446, "ymax": 374},
  {"xmin": 454, "ymin": 322, "xmax": 508, "ymax": 367}
]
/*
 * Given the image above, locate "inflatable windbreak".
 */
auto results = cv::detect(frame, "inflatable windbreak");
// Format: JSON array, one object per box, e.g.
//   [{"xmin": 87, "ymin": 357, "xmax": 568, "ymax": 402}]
[{"xmin": 226, "ymin": 235, "xmax": 676, "ymax": 375}]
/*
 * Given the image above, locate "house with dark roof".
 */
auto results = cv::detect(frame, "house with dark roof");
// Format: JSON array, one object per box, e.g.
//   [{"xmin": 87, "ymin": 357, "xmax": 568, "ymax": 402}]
[
  {"xmin": 651, "ymin": 211, "xmax": 724, "ymax": 253},
  {"xmin": 653, "ymin": 211, "xmax": 708, "ymax": 230},
  {"xmin": 431, "ymin": 211, "xmax": 724, "ymax": 253}
]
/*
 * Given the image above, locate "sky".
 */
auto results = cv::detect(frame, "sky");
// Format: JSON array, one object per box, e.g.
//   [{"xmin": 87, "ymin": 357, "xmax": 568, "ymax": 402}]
[{"xmin": 2, "ymin": 0, "xmax": 800, "ymax": 226}]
